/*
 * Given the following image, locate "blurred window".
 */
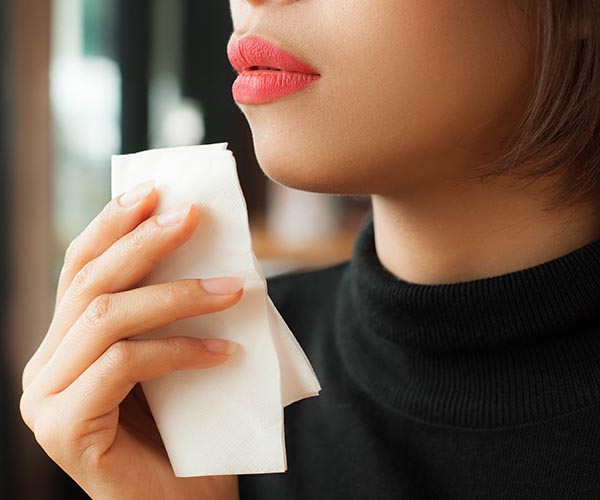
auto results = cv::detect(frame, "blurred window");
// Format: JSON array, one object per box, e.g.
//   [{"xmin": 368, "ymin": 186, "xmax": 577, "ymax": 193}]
[{"xmin": 51, "ymin": 0, "xmax": 120, "ymax": 281}]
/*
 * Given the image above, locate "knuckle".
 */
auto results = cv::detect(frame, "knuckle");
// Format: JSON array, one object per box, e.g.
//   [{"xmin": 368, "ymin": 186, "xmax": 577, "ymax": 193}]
[
  {"xmin": 125, "ymin": 223, "xmax": 151, "ymax": 254},
  {"xmin": 104, "ymin": 340, "xmax": 133, "ymax": 368},
  {"xmin": 19, "ymin": 390, "xmax": 36, "ymax": 429},
  {"xmin": 26, "ymin": 396, "xmax": 92, "ymax": 468},
  {"xmin": 164, "ymin": 337, "xmax": 196, "ymax": 370},
  {"xmin": 156, "ymin": 280, "xmax": 203, "ymax": 324},
  {"xmin": 21, "ymin": 358, "xmax": 35, "ymax": 392},
  {"xmin": 21, "ymin": 357, "xmax": 42, "ymax": 393},
  {"xmin": 70, "ymin": 261, "xmax": 95, "ymax": 294},
  {"xmin": 123, "ymin": 223, "xmax": 163, "ymax": 268},
  {"xmin": 166, "ymin": 335, "xmax": 192, "ymax": 353},
  {"xmin": 163, "ymin": 280, "xmax": 187, "ymax": 305},
  {"xmin": 83, "ymin": 293, "xmax": 114, "ymax": 327},
  {"xmin": 178, "ymin": 279, "xmax": 205, "ymax": 300},
  {"xmin": 32, "ymin": 414, "xmax": 61, "ymax": 452},
  {"xmin": 171, "ymin": 279, "xmax": 204, "ymax": 311},
  {"xmin": 33, "ymin": 411, "xmax": 77, "ymax": 466}
]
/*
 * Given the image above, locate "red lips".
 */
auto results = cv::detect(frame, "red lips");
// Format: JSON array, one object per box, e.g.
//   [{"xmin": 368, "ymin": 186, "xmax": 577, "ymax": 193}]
[
  {"xmin": 226, "ymin": 34, "xmax": 321, "ymax": 104},
  {"xmin": 227, "ymin": 34, "xmax": 320, "ymax": 75}
]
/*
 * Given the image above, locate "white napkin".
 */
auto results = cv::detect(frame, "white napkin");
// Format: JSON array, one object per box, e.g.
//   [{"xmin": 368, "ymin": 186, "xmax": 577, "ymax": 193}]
[{"xmin": 110, "ymin": 143, "xmax": 321, "ymax": 477}]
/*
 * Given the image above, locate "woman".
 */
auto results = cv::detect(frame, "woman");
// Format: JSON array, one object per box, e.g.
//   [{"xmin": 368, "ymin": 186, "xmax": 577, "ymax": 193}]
[{"xmin": 20, "ymin": 0, "xmax": 600, "ymax": 498}]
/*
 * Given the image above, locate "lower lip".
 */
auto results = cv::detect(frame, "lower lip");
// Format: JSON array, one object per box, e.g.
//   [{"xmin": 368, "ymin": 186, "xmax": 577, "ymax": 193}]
[{"xmin": 232, "ymin": 70, "xmax": 320, "ymax": 104}]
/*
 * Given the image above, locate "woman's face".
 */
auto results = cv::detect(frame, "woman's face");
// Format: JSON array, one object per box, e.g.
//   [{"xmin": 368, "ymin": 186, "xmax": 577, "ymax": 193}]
[{"xmin": 228, "ymin": 0, "xmax": 535, "ymax": 196}]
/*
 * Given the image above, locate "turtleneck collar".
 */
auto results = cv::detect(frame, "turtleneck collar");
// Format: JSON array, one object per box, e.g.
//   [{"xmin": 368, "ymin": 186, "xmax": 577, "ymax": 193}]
[{"xmin": 334, "ymin": 216, "xmax": 600, "ymax": 428}]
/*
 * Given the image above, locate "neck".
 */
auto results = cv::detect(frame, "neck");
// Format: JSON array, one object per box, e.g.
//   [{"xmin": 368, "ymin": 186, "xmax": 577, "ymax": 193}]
[{"xmin": 371, "ymin": 177, "xmax": 600, "ymax": 285}]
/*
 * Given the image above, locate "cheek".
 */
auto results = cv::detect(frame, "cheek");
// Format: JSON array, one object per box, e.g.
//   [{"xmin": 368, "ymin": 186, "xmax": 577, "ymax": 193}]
[{"xmin": 242, "ymin": 0, "xmax": 534, "ymax": 194}]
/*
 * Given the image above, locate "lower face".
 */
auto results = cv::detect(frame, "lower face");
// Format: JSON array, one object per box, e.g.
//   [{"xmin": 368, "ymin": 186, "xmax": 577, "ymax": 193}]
[{"xmin": 228, "ymin": 0, "xmax": 536, "ymax": 197}]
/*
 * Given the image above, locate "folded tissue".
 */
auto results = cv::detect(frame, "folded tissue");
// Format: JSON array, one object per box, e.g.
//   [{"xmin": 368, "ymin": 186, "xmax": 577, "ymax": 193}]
[{"xmin": 110, "ymin": 143, "xmax": 321, "ymax": 477}]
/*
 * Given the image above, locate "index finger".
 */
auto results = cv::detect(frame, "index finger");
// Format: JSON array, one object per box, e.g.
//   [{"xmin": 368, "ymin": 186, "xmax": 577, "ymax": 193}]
[{"xmin": 54, "ymin": 180, "xmax": 158, "ymax": 311}]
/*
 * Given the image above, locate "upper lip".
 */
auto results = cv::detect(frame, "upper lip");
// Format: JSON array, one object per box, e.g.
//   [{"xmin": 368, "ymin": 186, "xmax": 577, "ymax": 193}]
[{"xmin": 227, "ymin": 34, "xmax": 320, "ymax": 75}]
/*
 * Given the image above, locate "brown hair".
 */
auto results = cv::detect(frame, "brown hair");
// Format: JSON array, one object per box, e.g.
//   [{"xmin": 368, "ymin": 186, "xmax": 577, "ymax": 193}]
[{"xmin": 474, "ymin": 0, "xmax": 600, "ymax": 212}]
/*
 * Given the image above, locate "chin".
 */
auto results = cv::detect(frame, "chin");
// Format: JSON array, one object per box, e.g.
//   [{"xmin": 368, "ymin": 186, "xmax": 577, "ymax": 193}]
[
  {"xmin": 246, "ymin": 120, "xmax": 375, "ymax": 196},
  {"xmin": 251, "ymin": 135, "xmax": 362, "ymax": 195}
]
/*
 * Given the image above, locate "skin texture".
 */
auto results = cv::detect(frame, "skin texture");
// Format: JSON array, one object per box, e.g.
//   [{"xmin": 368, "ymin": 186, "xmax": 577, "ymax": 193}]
[
  {"xmin": 20, "ymin": 187, "xmax": 241, "ymax": 499},
  {"xmin": 19, "ymin": 3, "xmax": 600, "ymax": 500},
  {"xmin": 230, "ymin": 0, "xmax": 600, "ymax": 284}
]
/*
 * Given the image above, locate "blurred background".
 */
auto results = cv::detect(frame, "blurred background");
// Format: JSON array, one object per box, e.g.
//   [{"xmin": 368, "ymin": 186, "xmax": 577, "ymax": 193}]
[{"xmin": 1, "ymin": 0, "xmax": 371, "ymax": 498}]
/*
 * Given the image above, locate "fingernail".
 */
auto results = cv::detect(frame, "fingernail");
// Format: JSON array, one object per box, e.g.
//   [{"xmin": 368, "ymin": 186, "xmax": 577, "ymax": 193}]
[
  {"xmin": 200, "ymin": 277, "xmax": 246, "ymax": 295},
  {"xmin": 156, "ymin": 203, "xmax": 193, "ymax": 227},
  {"xmin": 201, "ymin": 338, "xmax": 238, "ymax": 355},
  {"xmin": 118, "ymin": 180, "xmax": 155, "ymax": 207}
]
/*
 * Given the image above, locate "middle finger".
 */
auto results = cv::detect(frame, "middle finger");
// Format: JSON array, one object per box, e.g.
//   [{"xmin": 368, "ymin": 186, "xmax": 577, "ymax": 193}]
[
  {"xmin": 33, "ymin": 202, "xmax": 202, "ymax": 378},
  {"xmin": 30, "ymin": 277, "xmax": 244, "ymax": 395}
]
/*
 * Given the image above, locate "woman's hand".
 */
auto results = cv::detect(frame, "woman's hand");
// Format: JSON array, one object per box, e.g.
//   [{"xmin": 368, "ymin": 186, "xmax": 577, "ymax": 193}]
[{"xmin": 19, "ymin": 181, "xmax": 242, "ymax": 500}]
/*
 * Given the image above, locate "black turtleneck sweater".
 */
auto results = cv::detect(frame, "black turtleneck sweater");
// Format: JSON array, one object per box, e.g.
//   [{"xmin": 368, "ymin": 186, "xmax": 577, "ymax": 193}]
[{"xmin": 238, "ymin": 217, "xmax": 600, "ymax": 500}]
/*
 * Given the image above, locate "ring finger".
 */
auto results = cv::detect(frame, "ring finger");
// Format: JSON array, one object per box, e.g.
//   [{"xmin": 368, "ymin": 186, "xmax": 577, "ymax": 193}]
[
  {"xmin": 29, "ymin": 277, "xmax": 244, "ymax": 395},
  {"xmin": 25, "ymin": 202, "xmax": 202, "ymax": 389}
]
